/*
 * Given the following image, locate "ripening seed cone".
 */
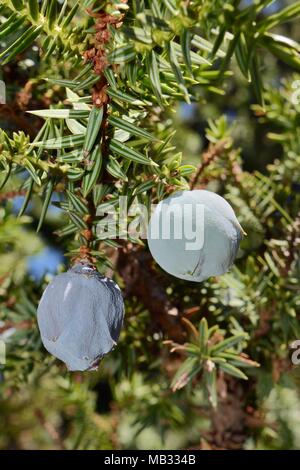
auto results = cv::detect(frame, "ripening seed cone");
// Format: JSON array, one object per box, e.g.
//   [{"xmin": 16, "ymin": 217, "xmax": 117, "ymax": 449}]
[
  {"xmin": 37, "ymin": 263, "xmax": 124, "ymax": 371},
  {"xmin": 147, "ymin": 189, "xmax": 244, "ymax": 282}
]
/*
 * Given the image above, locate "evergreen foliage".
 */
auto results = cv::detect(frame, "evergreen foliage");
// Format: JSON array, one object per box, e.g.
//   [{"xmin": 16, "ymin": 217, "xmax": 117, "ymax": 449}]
[{"xmin": 0, "ymin": 0, "xmax": 300, "ymax": 450}]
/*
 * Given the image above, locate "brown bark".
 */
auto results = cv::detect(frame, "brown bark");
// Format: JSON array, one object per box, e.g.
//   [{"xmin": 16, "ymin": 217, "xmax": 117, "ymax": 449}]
[{"xmin": 117, "ymin": 245, "xmax": 185, "ymax": 342}]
